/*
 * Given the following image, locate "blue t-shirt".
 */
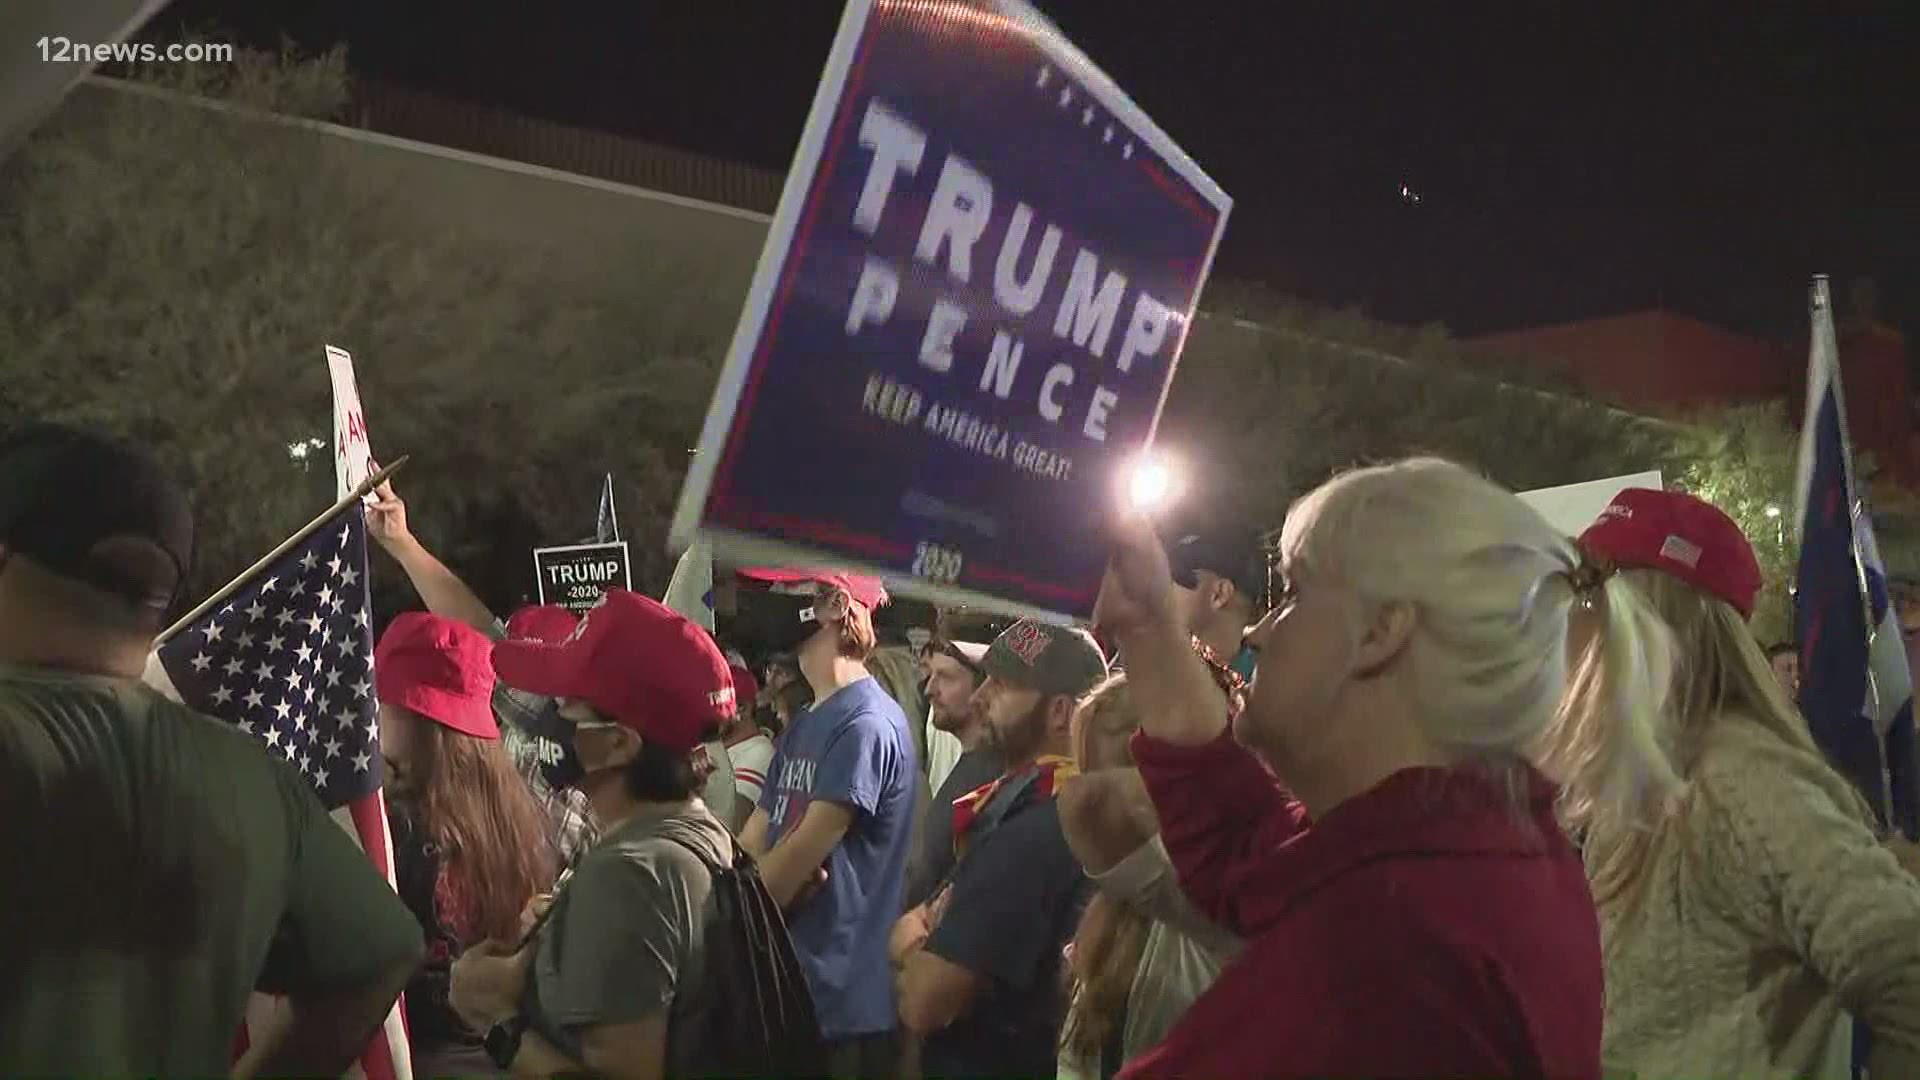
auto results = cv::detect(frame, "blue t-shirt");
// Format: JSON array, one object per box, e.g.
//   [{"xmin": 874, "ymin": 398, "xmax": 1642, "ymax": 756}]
[{"xmin": 759, "ymin": 676, "xmax": 916, "ymax": 1038}]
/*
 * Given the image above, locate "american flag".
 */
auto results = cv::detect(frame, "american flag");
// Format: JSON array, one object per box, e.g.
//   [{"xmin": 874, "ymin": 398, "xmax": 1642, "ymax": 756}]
[{"xmin": 144, "ymin": 500, "xmax": 411, "ymax": 1080}]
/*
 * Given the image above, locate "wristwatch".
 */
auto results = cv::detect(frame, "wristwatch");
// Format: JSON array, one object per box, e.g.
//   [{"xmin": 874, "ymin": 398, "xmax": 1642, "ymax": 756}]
[{"xmin": 484, "ymin": 1016, "xmax": 527, "ymax": 1069}]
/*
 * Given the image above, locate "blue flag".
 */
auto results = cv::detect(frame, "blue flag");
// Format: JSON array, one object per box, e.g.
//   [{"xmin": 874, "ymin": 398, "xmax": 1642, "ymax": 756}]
[
  {"xmin": 1793, "ymin": 275, "xmax": 1918, "ymax": 839},
  {"xmin": 595, "ymin": 472, "xmax": 620, "ymax": 544}
]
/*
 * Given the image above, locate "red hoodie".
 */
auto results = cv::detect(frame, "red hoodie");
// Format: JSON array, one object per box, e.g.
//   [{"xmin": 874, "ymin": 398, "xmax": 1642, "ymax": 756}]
[{"xmin": 1120, "ymin": 730, "xmax": 1602, "ymax": 1080}]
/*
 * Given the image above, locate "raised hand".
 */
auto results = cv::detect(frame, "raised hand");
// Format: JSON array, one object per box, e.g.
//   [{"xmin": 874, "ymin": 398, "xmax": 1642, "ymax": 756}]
[
  {"xmin": 1093, "ymin": 511, "xmax": 1180, "ymax": 642},
  {"xmin": 365, "ymin": 480, "xmax": 413, "ymax": 552}
]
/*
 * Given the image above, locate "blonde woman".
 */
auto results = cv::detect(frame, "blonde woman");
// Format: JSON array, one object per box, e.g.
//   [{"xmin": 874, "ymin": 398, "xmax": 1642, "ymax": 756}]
[
  {"xmin": 1057, "ymin": 675, "xmax": 1240, "ymax": 1080},
  {"xmin": 1095, "ymin": 457, "xmax": 1679, "ymax": 1079},
  {"xmin": 1566, "ymin": 487, "xmax": 1920, "ymax": 1078}
]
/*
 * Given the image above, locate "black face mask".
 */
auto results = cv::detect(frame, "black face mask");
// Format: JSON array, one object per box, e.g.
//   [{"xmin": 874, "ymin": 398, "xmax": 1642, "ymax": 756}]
[
  {"xmin": 522, "ymin": 700, "xmax": 586, "ymax": 791},
  {"xmin": 750, "ymin": 592, "xmax": 823, "ymax": 656}
]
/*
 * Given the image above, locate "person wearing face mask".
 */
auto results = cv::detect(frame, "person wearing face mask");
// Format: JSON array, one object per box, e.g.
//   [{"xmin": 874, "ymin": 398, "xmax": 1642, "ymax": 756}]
[
  {"xmin": 447, "ymin": 589, "xmax": 823, "ymax": 1077},
  {"xmin": 735, "ymin": 568, "xmax": 917, "ymax": 1079},
  {"xmin": 761, "ymin": 651, "xmax": 811, "ymax": 735},
  {"xmin": 374, "ymin": 612, "xmax": 560, "ymax": 1078},
  {"xmin": 365, "ymin": 480, "xmax": 741, "ymax": 855}
]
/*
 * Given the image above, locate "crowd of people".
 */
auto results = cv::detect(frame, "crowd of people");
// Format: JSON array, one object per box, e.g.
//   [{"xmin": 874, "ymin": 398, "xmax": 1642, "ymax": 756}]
[{"xmin": 9, "ymin": 422, "xmax": 1920, "ymax": 1079}]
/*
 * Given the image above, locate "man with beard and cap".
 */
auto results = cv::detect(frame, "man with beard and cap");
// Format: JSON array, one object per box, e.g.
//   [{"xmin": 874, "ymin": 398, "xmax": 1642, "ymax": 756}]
[
  {"xmin": 891, "ymin": 618, "xmax": 1110, "ymax": 1079},
  {"xmin": 735, "ymin": 567, "xmax": 917, "ymax": 1079},
  {"xmin": 0, "ymin": 423, "xmax": 423, "ymax": 1075},
  {"xmin": 903, "ymin": 634, "xmax": 999, "ymax": 911}
]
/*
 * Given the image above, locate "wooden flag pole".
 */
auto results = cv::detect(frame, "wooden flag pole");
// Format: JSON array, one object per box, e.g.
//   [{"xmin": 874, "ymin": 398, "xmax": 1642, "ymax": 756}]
[{"xmin": 154, "ymin": 456, "xmax": 410, "ymax": 646}]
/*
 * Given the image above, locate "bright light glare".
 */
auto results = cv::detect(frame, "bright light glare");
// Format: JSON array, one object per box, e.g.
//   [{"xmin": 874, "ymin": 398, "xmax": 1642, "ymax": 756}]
[
  {"xmin": 1125, "ymin": 454, "xmax": 1182, "ymax": 514},
  {"xmin": 1765, "ymin": 505, "xmax": 1783, "ymax": 518}
]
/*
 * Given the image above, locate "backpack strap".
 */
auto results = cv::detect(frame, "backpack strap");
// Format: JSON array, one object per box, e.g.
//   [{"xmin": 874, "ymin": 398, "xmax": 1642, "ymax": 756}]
[{"xmin": 650, "ymin": 822, "xmax": 827, "ymax": 1079}]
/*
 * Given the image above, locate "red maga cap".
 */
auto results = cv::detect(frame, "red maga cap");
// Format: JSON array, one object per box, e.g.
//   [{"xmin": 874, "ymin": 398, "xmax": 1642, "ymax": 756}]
[
  {"xmin": 504, "ymin": 603, "xmax": 580, "ymax": 644},
  {"xmin": 490, "ymin": 589, "xmax": 735, "ymax": 754},
  {"xmin": 737, "ymin": 567, "xmax": 889, "ymax": 610},
  {"xmin": 729, "ymin": 663, "xmax": 761, "ymax": 710},
  {"xmin": 374, "ymin": 612, "xmax": 501, "ymax": 740},
  {"xmin": 1578, "ymin": 488, "xmax": 1763, "ymax": 620}
]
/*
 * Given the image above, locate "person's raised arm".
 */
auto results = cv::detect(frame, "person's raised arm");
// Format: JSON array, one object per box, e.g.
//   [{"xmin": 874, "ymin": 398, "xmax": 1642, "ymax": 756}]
[
  {"xmin": 365, "ymin": 481, "xmax": 498, "ymax": 633},
  {"xmin": 1093, "ymin": 513, "xmax": 1304, "ymax": 934},
  {"xmin": 247, "ymin": 770, "xmax": 424, "ymax": 1078},
  {"xmin": 1092, "ymin": 517, "xmax": 1236, "ymax": 748}
]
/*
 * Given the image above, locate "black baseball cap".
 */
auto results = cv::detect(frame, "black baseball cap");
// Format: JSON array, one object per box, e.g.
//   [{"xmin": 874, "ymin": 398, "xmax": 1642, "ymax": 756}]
[
  {"xmin": 1169, "ymin": 525, "xmax": 1271, "ymax": 607},
  {"xmin": 0, "ymin": 424, "xmax": 193, "ymax": 606}
]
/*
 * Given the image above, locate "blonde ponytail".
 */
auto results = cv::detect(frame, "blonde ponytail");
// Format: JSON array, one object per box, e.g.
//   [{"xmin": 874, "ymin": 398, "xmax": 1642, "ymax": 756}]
[
  {"xmin": 1535, "ymin": 568, "xmax": 1683, "ymax": 849},
  {"xmin": 1575, "ymin": 567, "xmax": 1877, "ymax": 906}
]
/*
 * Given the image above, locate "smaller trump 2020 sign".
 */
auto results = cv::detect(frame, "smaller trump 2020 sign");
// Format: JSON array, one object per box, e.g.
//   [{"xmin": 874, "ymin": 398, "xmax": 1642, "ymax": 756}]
[
  {"xmin": 670, "ymin": 0, "xmax": 1230, "ymax": 623},
  {"xmin": 533, "ymin": 542, "xmax": 633, "ymax": 615}
]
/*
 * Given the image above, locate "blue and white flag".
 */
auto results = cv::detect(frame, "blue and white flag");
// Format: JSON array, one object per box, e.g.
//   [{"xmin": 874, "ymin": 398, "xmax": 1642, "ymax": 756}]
[
  {"xmin": 1793, "ymin": 274, "xmax": 1918, "ymax": 838},
  {"xmin": 663, "ymin": 535, "xmax": 716, "ymax": 632}
]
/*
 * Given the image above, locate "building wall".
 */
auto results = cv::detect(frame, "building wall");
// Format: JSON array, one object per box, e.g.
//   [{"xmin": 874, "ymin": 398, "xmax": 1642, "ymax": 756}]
[
  {"xmin": 82, "ymin": 77, "xmax": 774, "ymax": 303},
  {"xmin": 1470, "ymin": 311, "xmax": 1797, "ymax": 415},
  {"xmin": 1472, "ymin": 310, "xmax": 1918, "ymax": 486},
  {"xmin": 1801, "ymin": 323, "xmax": 1918, "ymax": 486}
]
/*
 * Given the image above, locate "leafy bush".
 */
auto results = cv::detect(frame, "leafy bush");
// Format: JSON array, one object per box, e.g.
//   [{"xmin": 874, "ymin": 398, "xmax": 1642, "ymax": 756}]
[{"xmin": 0, "ymin": 44, "xmax": 726, "ymax": 622}]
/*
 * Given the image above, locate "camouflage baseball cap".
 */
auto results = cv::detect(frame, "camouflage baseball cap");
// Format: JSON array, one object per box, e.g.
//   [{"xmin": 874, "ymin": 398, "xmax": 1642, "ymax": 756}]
[{"xmin": 982, "ymin": 619, "xmax": 1110, "ymax": 700}]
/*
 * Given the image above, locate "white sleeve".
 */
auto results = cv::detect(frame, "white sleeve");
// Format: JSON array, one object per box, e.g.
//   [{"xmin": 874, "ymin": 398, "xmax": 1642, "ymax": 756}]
[
  {"xmin": 731, "ymin": 739, "xmax": 774, "ymax": 807},
  {"xmin": 925, "ymin": 717, "xmax": 964, "ymax": 794}
]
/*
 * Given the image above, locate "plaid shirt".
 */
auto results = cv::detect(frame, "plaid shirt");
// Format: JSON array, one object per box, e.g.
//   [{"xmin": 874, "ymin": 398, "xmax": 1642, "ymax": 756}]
[{"xmin": 492, "ymin": 683, "xmax": 598, "ymax": 866}]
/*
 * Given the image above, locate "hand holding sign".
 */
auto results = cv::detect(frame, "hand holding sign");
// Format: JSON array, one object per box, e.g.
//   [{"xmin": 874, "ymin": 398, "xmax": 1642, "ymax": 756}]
[
  {"xmin": 366, "ymin": 481, "xmax": 413, "ymax": 554},
  {"xmin": 1093, "ymin": 511, "xmax": 1179, "ymax": 643},
  {"xmin": 669, "ymin": 0, "xmax": 1228, "ymax": 625}
]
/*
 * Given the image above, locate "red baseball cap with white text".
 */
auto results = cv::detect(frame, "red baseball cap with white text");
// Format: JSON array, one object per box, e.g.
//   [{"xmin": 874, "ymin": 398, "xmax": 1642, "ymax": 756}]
[
  {"xmin": 504, "ymin": 603, "xmax": 579, "ymax": 644},
  {"xmin": 1578, "ymin": 488, "xmax": 1764, "ymax": 620},
  {"xmin": 737, "ymin": 567, "xmax": 889, "ymax": 610},
  {"xmin": 491, "ymin": 589, "xmax": 736, "ymax": 753}
]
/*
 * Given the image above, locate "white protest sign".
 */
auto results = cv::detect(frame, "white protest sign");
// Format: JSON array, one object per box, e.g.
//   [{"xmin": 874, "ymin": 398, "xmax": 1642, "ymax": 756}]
[
  {"xmin": 1517, "ymin": 471, "xmax": 1664, "ymax": 537},
  {"xmin": 326, "ymin": 345, "xmax": 376, "ymax": 500}
]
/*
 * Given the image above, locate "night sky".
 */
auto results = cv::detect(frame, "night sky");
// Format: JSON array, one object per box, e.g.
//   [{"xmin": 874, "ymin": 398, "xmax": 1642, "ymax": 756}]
[{"xmin": 148, "ymin": 0, "xmax": 1919, "ymax": 342}]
